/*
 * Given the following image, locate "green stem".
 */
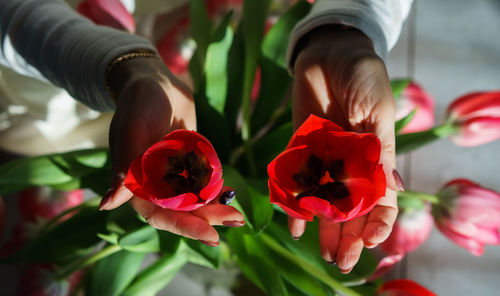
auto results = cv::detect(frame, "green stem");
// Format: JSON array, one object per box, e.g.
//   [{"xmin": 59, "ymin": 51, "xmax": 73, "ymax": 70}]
[
  {"xmin": 396, "ymin": 123, "xmax": 459, "ymax": 154},
  {"xmin": 398, "ymin": 191, "xmax": 440, "ymax": 204},
  {"xmin": 260, "ymin": 234, "xmax": 361, "ymax": 296},
  {"xmin": 40, "ymin": 198, "xmax": 100, "ymax": 234},
  {"xmin": 57, "ymin": 244, "xmax": 121, "ymax": 280}
]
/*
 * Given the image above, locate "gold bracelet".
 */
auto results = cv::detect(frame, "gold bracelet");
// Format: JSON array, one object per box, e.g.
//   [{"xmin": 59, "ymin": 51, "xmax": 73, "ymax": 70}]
[
  {"xmin": 105, "ymin": 50, "xmax": 158, "ymax": 103},
  {"xmin": 105, "ymin": 50, "xmax": 157, "ymax": 79}
]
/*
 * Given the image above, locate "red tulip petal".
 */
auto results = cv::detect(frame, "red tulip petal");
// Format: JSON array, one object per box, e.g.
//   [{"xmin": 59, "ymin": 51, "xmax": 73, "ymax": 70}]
[
  {"xmin": 196, "ymin": 138, "xmax": 222, "ymax": 171},
  {"xmin": 199, "ymin": 178, "xmax": 224, "ymax": 202},
  {"xmin": 269, "ymin": 179, "xmax": 313, "ymax": 221},
  {"xmin": 269, "ymin": 145, "xmax": 312, "ymax": 193},
  {"xmin": 378, "ymin": 279, "xmax": 436, "ymax": 296},
  {"xmin": 299, "ymin": 196, "xmax": 335, "ymax": 220},
  {"xmin": 156, "ymin": 192, "xmax": 198, "ymax": 211},
  {"xmin": 288, "ymin": 115, "xmax": 343, "ymax": 148},
  {"xmin": 124, "ymin": 156, "xmax": 151, "ymax": 199}
]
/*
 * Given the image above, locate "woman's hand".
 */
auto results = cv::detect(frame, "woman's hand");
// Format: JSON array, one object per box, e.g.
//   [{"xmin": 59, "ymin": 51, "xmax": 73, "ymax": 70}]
[
  {"xmin": 99, "ymin": 56, "xmax": 243, "ymax": 245},
  {"xmin": 291, "ymin": 27, "xmax": 404, "ymax": 272}
]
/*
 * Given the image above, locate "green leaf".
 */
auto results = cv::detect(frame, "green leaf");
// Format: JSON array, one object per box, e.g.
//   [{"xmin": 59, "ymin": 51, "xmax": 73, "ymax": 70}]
[
  {"xmin": 119, "ymin": 226, "xmax": 160, "ymax": 253},
  {"xmin": 253, "ymin": 121, "xmax": 293, "ymax": 173},
  {"xmin": 194, "ymin": 92, "xmax": 231, "ymax": 162},
  {"xmin": 88, "ymin": 250, "xmax": 145, "ymax": 296},
  {"xmin": 0, "ymin": 148, "xmax": 110, "ymax": 195},
  {"xmin": 247, "ymin": 178, "xmax": 273, "ymax": 232},
  {"xmin": 105, "ymin": 203, "xmax": 145, "ymax": 235},
  {"xmin": 205, "ymin": 12, "xmax": 234, "ymax": 113},
  {"xmin": 261, "ymin": 0, "xmax": 312, "ymax": 69},
  {"xmin": 391, "ymin": 79, "xmax": 411, "ymax": 100},
  {"xmin": 266, "ymin": 246, "xmax": 328, "ymax": 296},
  {"xmin": 188, "ymin": 0, "xmax": 213, "ymax": 90},
  {"xmin": 251, "ymin": 57, "xmax": 292, "ymax": 135},
  {"xmin": 241, "ymin": 0, "xmax": 271, "ymax": 140},
  {"xmin": 226, "ymin": 229, "xmax": 289, "ymax": 296},
  {"xmin": 6, "ymin": 207, "xmax": 107, "ymax": 264},
  {"xmin": 396, "ymin": 124, "xmax": 458, "ymax": 154},
  {"xmin": 224, "ymin": 24, "xmax": 245, "ymax": 137},
  {"xmin": 121, "ymin": 251, "xmax": 188, "ymax": 296},
  {"xmin": 395, "ymin": 108, "xmax": 417, "ymax": 134},
  {"xmin": 222, "ymin": 165, "xmax": 254, "ymax": 230},
  {"xmin": 183, "ymin": 239, "xmax": 221, "ymax": 268},
  {"xmin": 189, "ymin": 0, "xmax": 212, "ymax": 57}
]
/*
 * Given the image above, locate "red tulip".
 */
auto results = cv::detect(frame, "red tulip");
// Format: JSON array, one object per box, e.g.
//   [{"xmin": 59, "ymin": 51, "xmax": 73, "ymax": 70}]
[
  {"xmin": 381, "ymin": 206, "xmax": 434, "ymax": 255},
  {"xmin": 396, "ymin": 82, "xmax": 435, "ymax": 134},
  {"xmin": 18, "ymin": 187, "xmax": 84, "ymax": 222},
  {"xmin": 125, "ymin": 130, "xmax": 223, "ymax": 211},
  {"xmin": 267, "ymin": 115, "xmax": 386, "ymax": 222},
  {"xmin": 16, "ymin": 264, "xmax": 83, "ymax": 296},
  {"xmin": 377, "ymin": 279, "xmax": 436, "ymax": 296},
  {"xmin": 446, "ymin": 91, "xmax": 500, "ymax": 146},
  {"xmin": 433, "ymin": 179, "xmax": 500, "ymax": 256},
  {"xmin": 77, "ymin": 0, "xmax": 136, "ymax": 33},
  {"xmin": 156, "ymin": 17, "xmax": 194, "ymax": 75}
]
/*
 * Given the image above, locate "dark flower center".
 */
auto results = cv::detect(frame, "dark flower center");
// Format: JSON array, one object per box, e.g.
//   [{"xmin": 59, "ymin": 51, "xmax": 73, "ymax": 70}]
[
  {"xmin": 163, "ymin": 151, "xmax": 210, "ymax": 195},
  {"xmin": 293, "ymin": 154, "xmax": 350, "ymax": 203}
]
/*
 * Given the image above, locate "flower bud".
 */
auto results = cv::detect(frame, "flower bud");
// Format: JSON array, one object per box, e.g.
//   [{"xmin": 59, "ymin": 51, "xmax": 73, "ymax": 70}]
[
  {"xmin": 446, "ymin": 91, "xmax": 500, "ymax": 146},
  {"xmin": 433, "ymin": 179, "xmax": 500, "ymax": 256},
  {"xmin": 396, "ymin": 82, "xmax": 435, "ymax": 134}
]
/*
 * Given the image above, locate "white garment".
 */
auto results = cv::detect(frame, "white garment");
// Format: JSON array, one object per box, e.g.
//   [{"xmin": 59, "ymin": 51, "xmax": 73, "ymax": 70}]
[{"xmin": 287, "ymin": 0, "xmax": 413, "ymax": 69}]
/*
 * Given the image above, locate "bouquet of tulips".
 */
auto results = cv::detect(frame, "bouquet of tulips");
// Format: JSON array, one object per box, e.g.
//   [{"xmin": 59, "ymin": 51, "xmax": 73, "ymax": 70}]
[{"xmin": 1, "ymin": 0, "xmax": 499, "ymax": 295}]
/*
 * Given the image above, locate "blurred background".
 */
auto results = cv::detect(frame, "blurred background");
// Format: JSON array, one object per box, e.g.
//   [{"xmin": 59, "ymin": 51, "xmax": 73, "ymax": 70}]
[{"xmin": 0, "ymin": 0, "xmax": 499, "ymax": 295}]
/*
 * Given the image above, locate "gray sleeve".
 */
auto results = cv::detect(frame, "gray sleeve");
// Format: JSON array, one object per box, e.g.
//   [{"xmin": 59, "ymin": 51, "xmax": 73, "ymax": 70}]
[
  {"xmin": 286, "ymin": 0, "xmax": 413, "ymax": 70},
  {"xmin": 0, "ymin": 0, "xmax": 157, "ymax": 112}
]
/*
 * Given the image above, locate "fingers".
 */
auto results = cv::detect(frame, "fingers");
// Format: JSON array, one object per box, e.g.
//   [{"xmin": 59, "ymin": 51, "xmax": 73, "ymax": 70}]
[
  {"xmin": 288, "ymin": 216, "xmax": 307, "ymax": 240},
  {"xmin": 99, "ymin": 181, "xmax": 133, "ymax": 211},
  {"xmin": 319, "ymin": 219, "xmax": 341, "ymax": 264},
  {"xmin": 131, "ymin": 197, "xmax": 219, "ymax": 244},
  {"xmin": 191, "ymin": 203, "xmax": 244, "ymax": 227},
  {"xmin": 335, "ymin": 216, "xmax": 367, "ymax": 273},
  {"xmin": 372, "ymin": 98, "xmax": 401, "ymax": 192},
  {"xmin": 362, "ymin": 189, "xmax": 398, "ymax": 247}
]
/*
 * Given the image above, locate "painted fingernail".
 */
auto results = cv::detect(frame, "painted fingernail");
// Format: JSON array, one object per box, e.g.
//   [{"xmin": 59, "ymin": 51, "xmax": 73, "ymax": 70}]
[
  {"xmin": 326, "ymin": 261, "xmax": 336, "ymax": 266},
  {"xmin": 223, "ymin": 220, "xmax": 245, "ymax": 227},
  {"xmin": 365, "ymin": 243, "xmax": 378, "ymax": 249},
  {"xmin": 219, "ymin": 190, "xmax": 237, "ymax": 205},
  {"xmin": 392, "ymin": 169, "xmax": 405, "ymax": 192},
  {"xmin": 292, "ymin": 235, "xmax": 301, "ymax": 241},
  {"xmin": 200, "ymin": 240, "xmax": 220, "ymax": 247},
  {"xmin": 340, "ymin": 267, "xmax": 353, "ymax": 274},
  {"xmin": 98, "ymin": 188, "xmax": 114, "ymax": 211}
]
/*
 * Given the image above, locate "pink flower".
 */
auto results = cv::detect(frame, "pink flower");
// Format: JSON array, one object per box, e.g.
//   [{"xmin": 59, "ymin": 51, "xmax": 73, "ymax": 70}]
[
  {"xmin": 16, "ymin": 264, "xmax": 83, "ymax": 296},
  {"xmin": 156, "ymin": 17, "xmax": 193, "ymax": 75},
  {"xmin": 396, "ymin": 82, "xmax": 435, "ymax": 134},
  {"xmin": 381, "ymin": 206, "xmax": 434, "ymax": 255},
  {"xmin": 18, "ymin": 187, "xmax": 84, "ymax": 222},
  {"xmin": 433, "ymin": 179, "xmax": 500, "ymax": 256},
  {"xmin": 368, "ymin": 206, "xmax": 434, "ymax": 280},
  {"xmin": 446, "ymin": 91, "xmax": 500, "ymax": 146},
  {"xmin": 77, "ymin": 0, "xmax": 136, "ymax": 33}
]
